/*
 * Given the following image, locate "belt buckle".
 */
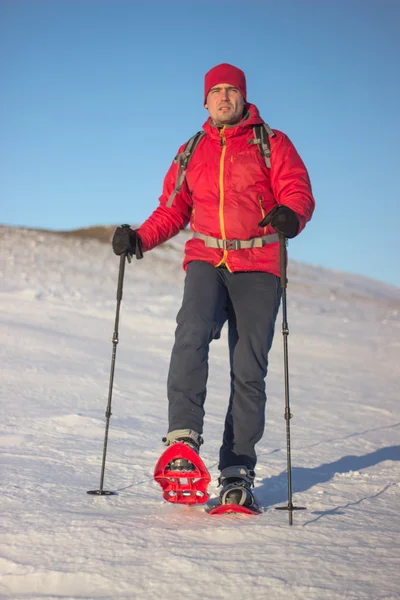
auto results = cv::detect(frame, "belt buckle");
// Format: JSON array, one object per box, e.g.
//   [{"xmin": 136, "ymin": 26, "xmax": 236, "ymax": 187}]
[{"xmin": 223, "ymin": 239, "xmax": 239, "ymax": 250}]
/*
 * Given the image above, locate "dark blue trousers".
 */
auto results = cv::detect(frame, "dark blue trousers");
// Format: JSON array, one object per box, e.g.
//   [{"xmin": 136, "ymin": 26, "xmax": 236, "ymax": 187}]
[{"xmin": 167, "ymin": 261, "xmax": 281, "ymax": 471}]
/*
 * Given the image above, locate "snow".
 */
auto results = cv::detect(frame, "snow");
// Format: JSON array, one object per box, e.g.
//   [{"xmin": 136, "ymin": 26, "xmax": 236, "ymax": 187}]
[{"xmin": 1, "ymin": 225, "xmax": 399, "ymax": 600}]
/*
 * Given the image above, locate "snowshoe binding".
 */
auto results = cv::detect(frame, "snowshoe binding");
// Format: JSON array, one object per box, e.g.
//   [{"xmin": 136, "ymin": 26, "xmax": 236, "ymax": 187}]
[
  {"xmin": 209, "ymin": 466, "xmax": 261, "ymax": 515},
  {"xmin": 162, "ymin": 429, "xmax": 203, "ymax": 471}
]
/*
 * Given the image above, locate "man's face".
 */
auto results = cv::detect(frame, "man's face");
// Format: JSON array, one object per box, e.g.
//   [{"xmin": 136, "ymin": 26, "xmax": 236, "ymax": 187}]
[{"xmin": 205, "ymin": 83, "xmax": 245, "ymax": 126}]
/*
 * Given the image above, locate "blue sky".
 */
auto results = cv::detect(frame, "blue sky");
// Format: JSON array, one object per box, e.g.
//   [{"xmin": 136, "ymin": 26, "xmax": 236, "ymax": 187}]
[{"xmin": 1, "ymin": 0, "xmax": 399, "ymax": 287}]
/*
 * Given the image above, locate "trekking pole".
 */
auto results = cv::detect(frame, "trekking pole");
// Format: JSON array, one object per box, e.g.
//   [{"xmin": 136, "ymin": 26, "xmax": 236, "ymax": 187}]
[
  {"xmin": 275, "ymin": 234, "xmax": 306, "ymax": 524},
  {"xmin": 87, "ymin": 227, "xmax": 132, "ymax": 496}
]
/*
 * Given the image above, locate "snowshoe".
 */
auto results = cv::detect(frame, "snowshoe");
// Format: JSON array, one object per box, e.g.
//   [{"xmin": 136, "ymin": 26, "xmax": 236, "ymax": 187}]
[{"xmin": 154, "ymin": 442, "xmax": 210, "ymax": 505}]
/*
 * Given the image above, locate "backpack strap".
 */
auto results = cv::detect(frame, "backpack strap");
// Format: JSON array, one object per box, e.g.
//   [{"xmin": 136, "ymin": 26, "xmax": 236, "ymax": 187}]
[
  {"xmin": 166, "ymin": 131, "xmax": 205, "ymax": 207},
  {"xmin": 251, "ymin": 123, "xmax": 275, "ymax": 168}
]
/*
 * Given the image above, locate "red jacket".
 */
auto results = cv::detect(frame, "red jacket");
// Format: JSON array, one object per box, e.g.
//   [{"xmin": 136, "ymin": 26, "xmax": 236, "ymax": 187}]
[{"xmin": 137, "ymin": 104, "xmax": 315, "ymax": 276}]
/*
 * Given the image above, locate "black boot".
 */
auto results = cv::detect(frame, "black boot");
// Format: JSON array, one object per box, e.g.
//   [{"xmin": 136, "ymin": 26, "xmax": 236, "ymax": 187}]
[{"xmin": 219, "ymin": 466, "xmax": 256, "ymax": 507}]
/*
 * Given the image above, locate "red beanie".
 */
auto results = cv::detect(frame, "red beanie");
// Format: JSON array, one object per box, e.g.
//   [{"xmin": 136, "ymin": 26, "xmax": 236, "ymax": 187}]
[{"xmin": 204, "ymin": 63, "xmax": 247, "ymax": 105}]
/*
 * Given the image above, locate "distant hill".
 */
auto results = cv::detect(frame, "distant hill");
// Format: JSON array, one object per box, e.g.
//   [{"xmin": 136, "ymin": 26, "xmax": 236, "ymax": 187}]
[
  {"xmin": 18, "ymin": 225, "xmax": 121, "ymax": 244},
  {"xmin": 3, "ymin": 224, "xmax": 194, "ymax": 245},
  {"xmin": 1, "ymin": 225, "xmax": 399, "ymax": 320}
]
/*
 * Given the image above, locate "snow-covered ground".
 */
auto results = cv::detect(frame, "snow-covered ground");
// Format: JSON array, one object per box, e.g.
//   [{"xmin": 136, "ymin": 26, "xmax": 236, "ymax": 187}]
[{"xmin": 1, "ymin": 225, "xmax": 399, "ymax": 600}]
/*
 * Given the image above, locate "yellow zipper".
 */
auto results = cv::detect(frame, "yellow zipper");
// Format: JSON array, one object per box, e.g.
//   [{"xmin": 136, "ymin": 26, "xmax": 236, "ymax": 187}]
[
  {"xmin": 258, "ymin": 194, "xmax": 267, "ymax": 234},
  {"xmin": 191, "ymin": 206, "xmax": 197, "ymax": 231},
  {"xmin": 216, "ymin": 127, "xmax": 229, "ymax": 268}
]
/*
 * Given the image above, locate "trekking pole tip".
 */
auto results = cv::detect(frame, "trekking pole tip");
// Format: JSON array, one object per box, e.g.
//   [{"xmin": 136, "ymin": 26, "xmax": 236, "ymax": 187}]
[{"xmin": 87, "ymin": 489, "xmax": 117, "ymax": 496}]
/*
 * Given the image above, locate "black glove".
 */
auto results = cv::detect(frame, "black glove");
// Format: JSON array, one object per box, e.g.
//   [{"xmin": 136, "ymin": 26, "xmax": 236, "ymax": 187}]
[
  {"xmin": 258, "ymin": 205, "xmax": 299, "ymax": 239},
  {"xmin": 112, "ymin": 225, "xmax": 143, "ymax": 259}
]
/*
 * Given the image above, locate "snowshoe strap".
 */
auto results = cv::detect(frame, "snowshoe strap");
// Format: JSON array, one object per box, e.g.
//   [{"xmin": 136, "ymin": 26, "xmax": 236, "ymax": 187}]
[{"xmin": 220, "ymin": 480, "xmax": 254, "ymax": 507}]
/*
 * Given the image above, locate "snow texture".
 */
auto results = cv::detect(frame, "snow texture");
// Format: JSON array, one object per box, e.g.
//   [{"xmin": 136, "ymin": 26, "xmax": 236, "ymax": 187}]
[{"xmin": 1, "ymin": 225, "xmax": 399, "ymax": 600}]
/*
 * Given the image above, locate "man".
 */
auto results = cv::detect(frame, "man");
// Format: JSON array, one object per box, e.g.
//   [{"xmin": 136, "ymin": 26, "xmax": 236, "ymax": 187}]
[{"xmin": 112, "ymin": 63, "xmax": 315, "ymax": 508}]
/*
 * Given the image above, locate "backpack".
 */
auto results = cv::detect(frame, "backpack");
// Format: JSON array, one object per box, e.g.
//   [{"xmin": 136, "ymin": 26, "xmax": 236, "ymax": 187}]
[{"xmin": 166, "ymin": 123, "xmax": 275, "ymax": 207}]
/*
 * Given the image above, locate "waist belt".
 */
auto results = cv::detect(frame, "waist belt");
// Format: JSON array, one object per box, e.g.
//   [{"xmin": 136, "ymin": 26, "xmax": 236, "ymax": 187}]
[{"xmin": 193, "ymin": 232, "xmax": 279, "ymax": 250}]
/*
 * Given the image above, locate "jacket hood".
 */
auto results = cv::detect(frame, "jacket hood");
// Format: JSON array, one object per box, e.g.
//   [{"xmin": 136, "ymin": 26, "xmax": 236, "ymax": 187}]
[{"xmin": 202, "ymin": 103, "xmax": 264, "ymax": 139}]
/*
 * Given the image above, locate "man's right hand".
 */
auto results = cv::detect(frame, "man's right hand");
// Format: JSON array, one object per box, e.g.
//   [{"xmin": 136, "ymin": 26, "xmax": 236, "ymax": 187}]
[{"xmin": 112, "ymin": 226, "xmax": 143, "ymax": 259}]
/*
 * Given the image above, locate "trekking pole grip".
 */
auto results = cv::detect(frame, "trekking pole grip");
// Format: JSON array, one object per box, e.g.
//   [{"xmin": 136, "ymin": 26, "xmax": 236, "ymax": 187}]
[{"xmin": 120, "ymin": 223, "xmax": 133, "ymax": 266}]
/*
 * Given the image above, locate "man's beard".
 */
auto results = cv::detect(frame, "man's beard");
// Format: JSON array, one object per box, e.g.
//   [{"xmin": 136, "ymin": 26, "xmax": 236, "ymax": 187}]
[{"xmin": 213, "ymin": 110, "xmax": 244, "ymax": 127}]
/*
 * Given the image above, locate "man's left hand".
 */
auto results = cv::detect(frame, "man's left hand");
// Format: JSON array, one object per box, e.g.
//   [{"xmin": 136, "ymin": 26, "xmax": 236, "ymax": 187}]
[{"xmin": 259, "ymin": 205, "xmax": 299, "ymax": 239}]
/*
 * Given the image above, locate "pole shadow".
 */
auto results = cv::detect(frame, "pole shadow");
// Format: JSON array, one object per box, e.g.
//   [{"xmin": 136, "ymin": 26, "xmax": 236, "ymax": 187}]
[{"xmin": 256, "ymin": 445, "xmax": 400, "ymax": 509}]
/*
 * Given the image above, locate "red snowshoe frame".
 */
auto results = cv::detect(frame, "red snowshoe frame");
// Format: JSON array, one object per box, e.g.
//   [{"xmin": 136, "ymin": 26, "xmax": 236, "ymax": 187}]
[
  {"xmin": 209, "ymin": 504, "xmax": 261, "ymax": 515},
  {"xmin": 154, "ymin": 442, "xmax": 211, "ymax": 505}
]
